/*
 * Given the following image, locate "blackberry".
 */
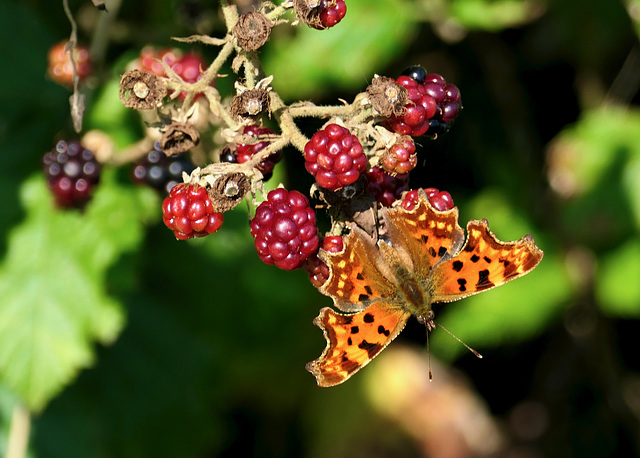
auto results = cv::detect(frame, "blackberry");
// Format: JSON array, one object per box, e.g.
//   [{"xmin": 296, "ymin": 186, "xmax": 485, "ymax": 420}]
[
  {"xmin": 235, "ymin": 125, "xmax": 281, "ymax": 181},
  {"xmin": 131, "ymin": 142, "xmax": 195, "ymax": 194},
  {"xmin": 43, "ymin": 140, "xmax": 101, "ymax": 208},
  {"xmin": 401, "ymin": 65, "xmax": 427, "ymax": 85},
  {"xmin": 162, "ymin": 183, "xmax": 224, "ymax": 240},
  {"xmin": 305, "ymin": 235, "xmax": 345, "ymax": 287},
  {"xmin": 424, "ymin": 73, "xmax": 462, "ymax": 136},
  {"xmin": 316, "ymin": 0, "xmax": 347, "ymax": 29},
  {"xmin": 379, "ymin": 136, "xmax": 417, "ymax": 175},
  {"xmin": 250, "ymin": 188, "xmax": 319, "ymax": 270},
  {"xmin": 365, "ymin": 166, "xmax": 409, "ymax": 207},
  {"xmin": 304, "ymin": 123, "xmax": 367, "ymax": 191},
  {"xmin": 401, "ymin": 188, "xmax": 454, "ymax": 212},
  {"xmin": 386, "ymin": 75, "xmax": 437, "ymax": 137},
  {"xmin": 47, "ymin": 41, "xmax": 92, "ymax": 86}
]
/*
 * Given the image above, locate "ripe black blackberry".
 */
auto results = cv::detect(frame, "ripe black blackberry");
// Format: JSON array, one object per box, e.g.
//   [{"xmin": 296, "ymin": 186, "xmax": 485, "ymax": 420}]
[
  {"xmin": 131, "ymin": 142, "xmax": 195, "ymax": 194},
  {"xmin": 42, "ymin": 140, "xmax": 101, "ymax": 208}
]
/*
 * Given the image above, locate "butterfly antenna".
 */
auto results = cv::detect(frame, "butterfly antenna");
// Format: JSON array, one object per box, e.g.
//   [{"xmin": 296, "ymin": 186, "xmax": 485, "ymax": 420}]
[
  {"xmin": 426, "ymin": 326, "xmax": 433, "ymax": 381},
  {"xmin": 435, "ymin": 320, "xmax": 483, "ymax": 359}
]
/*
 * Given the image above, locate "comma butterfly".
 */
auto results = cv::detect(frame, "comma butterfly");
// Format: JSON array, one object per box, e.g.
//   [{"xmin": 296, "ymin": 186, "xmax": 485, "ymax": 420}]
[{"xmin": 306, "ymin": 189, "xmax": 543, "ymax": 387}]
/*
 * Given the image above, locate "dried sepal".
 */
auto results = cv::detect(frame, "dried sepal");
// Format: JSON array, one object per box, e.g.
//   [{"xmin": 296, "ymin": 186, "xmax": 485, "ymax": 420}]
[
  {"xmin": 159, "ymin": 122, "xmax": 200, "ymax": 156},
  {"xmin": 208, "ymin": 171, "xmax": 251, "ymax": 212},
  {"xmin": 366, "ymin": 75, "xmax": 407, "ymax": 117},
  {"xmin": 232, "ymin": 12, "xmax": 273, "ymax": 51},
  {"xmin": 119, "ymin": 69, "xmax": 167, "ymax": 110},
  {"xmin": 293, "ymin": 0, "xmax": 326, "ymax": 30},
  {"xmin": 230, "ymin": 88, "xmax": 271, "ymax": 118}
]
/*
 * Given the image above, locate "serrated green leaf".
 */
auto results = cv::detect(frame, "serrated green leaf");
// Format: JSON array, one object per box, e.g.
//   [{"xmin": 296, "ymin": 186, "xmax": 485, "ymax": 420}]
[
  {"xmin": 0, "ymin": 171, "xmax": 154, "ymax": 411},
  {"xmin": 595, "ymin": 239, "xmax": 640, "ymax": 317},
  {"xmin": 262, "ymin": 0, "xmax": 418, "ymax": 100}
]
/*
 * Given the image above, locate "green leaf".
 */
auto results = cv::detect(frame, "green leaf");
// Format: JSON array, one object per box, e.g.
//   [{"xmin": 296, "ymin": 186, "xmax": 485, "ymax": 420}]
[
  {"xmin": 262, "ymin": 0, "xmax": 418, "ymax": 100},
  {"xmin": 431, "ymin": 192, "xmax": 572, "ymax": 360},
  {"xmin": 0, "ymin": 172, "xmax": 154, "ymax": 411},
  {"xmin": 548, "ymin": 106, "xmax": 640, "ymax": 247},
  {"xmin": 449, "ymin": 0, "xmax": 541, "ymax": 31},
  {"xmin": 595, "ymin": 238, "xmax": 640, "ymax": 318}
]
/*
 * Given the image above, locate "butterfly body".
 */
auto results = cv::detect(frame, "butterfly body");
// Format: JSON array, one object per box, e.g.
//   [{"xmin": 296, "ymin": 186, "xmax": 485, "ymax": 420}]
[{"xmin": 307, "ymin": 190, "xmax": 544, "ymax": 387}]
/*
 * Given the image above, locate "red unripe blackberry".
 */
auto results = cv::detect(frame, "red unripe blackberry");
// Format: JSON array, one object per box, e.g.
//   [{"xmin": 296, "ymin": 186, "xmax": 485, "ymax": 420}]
[
  {"xmin": 424, "ymin": 73, "xmax": 462, "ymax": 135},
  {"xmin": 387, "ymin": 75, "xmax": 437, "ymax": 137},
  {"xmin": 305, "ymin": 235, "xmax": 344, "ymax": 287},
  {"xmin": 47, "ymin": 41, "xmax": 92, "ymax": 86},
  {"xmin": 43, "ymin": 140, "xmax": 101, "ymax": 208},
  {"xmin": 304, "ymin": 124, "xmax": 366, "ymax": 191},
  {"xmin": 139, "ymin": 47, "xmax": 208, "ymax": 100},
  {"xmin": 401, "ymin": 188, "xmax": 454, "ymax": 212},
  {"xmin": 380, "ymin": 136, "xmax": 417, "ymax": 175},
  {"xmin": 131, "ymin": 142, "xmax": 195, "ymax": 193},
  {"xmin": 250, "ymin": 188, "xmax": 319, "ymax": 270},
  {"xmin": 365, "ymin": 166, "xmax": 409, "ymax": 207},
  {"xmin": 314, "ymin": 0, "xmax": 347, "ymax": 29},
  {"xmin": 162, "ymin": 183, "xmax": 224, "ymax": 240},
  {"xmin": 235, "ymin": 126, "xmax": 282, "ymax": 180}
]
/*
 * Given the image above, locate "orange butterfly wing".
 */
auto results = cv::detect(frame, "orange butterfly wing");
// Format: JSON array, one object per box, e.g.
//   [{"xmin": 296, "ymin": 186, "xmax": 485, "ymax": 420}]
[
  {"xmin": 382, "ymin": 191, "xmax": 465, "ymax": 282},
  {"xmin": 305, "ymin": 302, "xmax": 411, "ymax": 387},
  {"xmin": 431, "ymin": 219, "xmax": 544, "ymax": 302}
]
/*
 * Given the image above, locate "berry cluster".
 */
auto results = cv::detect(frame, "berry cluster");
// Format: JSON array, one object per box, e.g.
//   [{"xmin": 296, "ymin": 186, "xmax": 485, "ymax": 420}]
[
  {"xmin": 43, "ymin": 140, "xmax": 101, "ymax": 208},
  {"xmin": 139, "ymin": 47, "xmax": 207, "ymax": 99},
  {"xmin": 402, "ymin": 187, "xmax": 454, "ymax": 212},
  {"xmin": 47, "ymin": 41, "xmax": 92, "ymax": 86},
  {"xmin": 220, "ymin": 126, "xmax": 282, "ymax": 181},
  {"xmin": 131, "ymin": 142, "xmax": 195, "ymax": 193},
  {"xmin": 162, "ymin": 183, "xmax": 224, "ymax": 239},
  {"xmin": 304, "ymin": 124, "xmax": 367, "ymax": 191},
  {"xmin": 386, "ymin": 66, "xmax": 461, "ymax": 137},
  {"xmin": 365, "ymin": 167, "xmax": 409, "ymax": 207},
  {"xmin": 250, "ymin": 188, "xmax": 319, "ymax": 270}
]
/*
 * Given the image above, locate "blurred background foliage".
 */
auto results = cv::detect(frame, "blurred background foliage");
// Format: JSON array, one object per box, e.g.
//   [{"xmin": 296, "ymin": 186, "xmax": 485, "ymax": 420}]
[{"xmin": 1, "ymin": 0, "xmax": 640, "ymax": 456}]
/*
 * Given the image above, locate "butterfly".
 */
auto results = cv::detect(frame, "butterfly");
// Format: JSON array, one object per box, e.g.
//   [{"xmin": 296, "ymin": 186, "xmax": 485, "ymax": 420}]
[{"xmin": 306, "ymin": 189, "xmax": 544, "ymax": 387}]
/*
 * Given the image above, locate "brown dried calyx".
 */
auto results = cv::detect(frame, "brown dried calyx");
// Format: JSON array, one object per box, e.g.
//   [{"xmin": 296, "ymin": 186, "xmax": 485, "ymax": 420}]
[
  {"xmin": 293, "ymin": 0, "xmax": 329, "ymax": 30},
  {"xmin": 159, "ymin": 122, "xmax": 200, "ymax": 156},
  {"xmin": 366, "ymin": 76, "xmax": 408, "ymax": 117},
  {"xmin": 119, "ymin": 69, "xmax": 167, "ymax": 110},
  {"xmin": 229, "ymin": 87, "xmax": 271, "ymax": 118},
  {"xmin": 208, "ymin": 172, "xmax": 250, "ymax": 212},
  {"xmin": 232, "ymin": 12, "xmax": 272, "ymax": 51}
]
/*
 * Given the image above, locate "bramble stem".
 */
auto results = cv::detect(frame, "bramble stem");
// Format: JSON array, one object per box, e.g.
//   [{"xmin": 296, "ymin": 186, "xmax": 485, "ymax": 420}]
[{"xmin": 7, "ymin": 403, "xmax": 30, "ymax": 458}]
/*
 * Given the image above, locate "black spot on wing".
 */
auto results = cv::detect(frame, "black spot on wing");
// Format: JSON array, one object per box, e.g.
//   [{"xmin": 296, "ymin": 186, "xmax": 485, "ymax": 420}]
[
  {"xmin": 438, "ymin": 246, "xmax": 447, "ymax": 257},
  {"xmin": 358, "ymin": 340, "xmax": 383, "ymax": 358},
  {"xmin": 484, "ymin": 256, "xmax": 492, "ymax": 263},
  {"xmin": 477, "ymin": 269, "xmax": 494, "ymax": 290},
  {"xmin": 452, "ymin": 260, "xmax": 463, "ymax": 272},
  {"xmin": 428, "ymin": 247, "xmax": 437, "ymax": 257},
  {"xmin": 377, "ymin": 325, "xmax": 390, "ymax": 337},
  {"xmin": 358, "ymin": 294, "xmax": 370, "ymax": 302},
  {"xmin": 457, "ymin": 278, "xmax": 467, "ymax": 292},
  {"xmin": 350, "ymin": 326, "xmax": 359, "ymax": 334},
  {"xmin": 363, "ymin": 313, "xmax": 374, "ymax": 323},
  {"xmin": 364, "ymin": 285, "xmax": 373, "ymax": 295},
  {"xmin": 356, "ymin": 272, "xmax": 365, "ymax": 280},
  {"xmin": 471, "ymin": 254, "xmax": 480, "ymax": 263},
  {"xmin": 421, "ymin": 235, "xmax": 429, "ymax": 243}
]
